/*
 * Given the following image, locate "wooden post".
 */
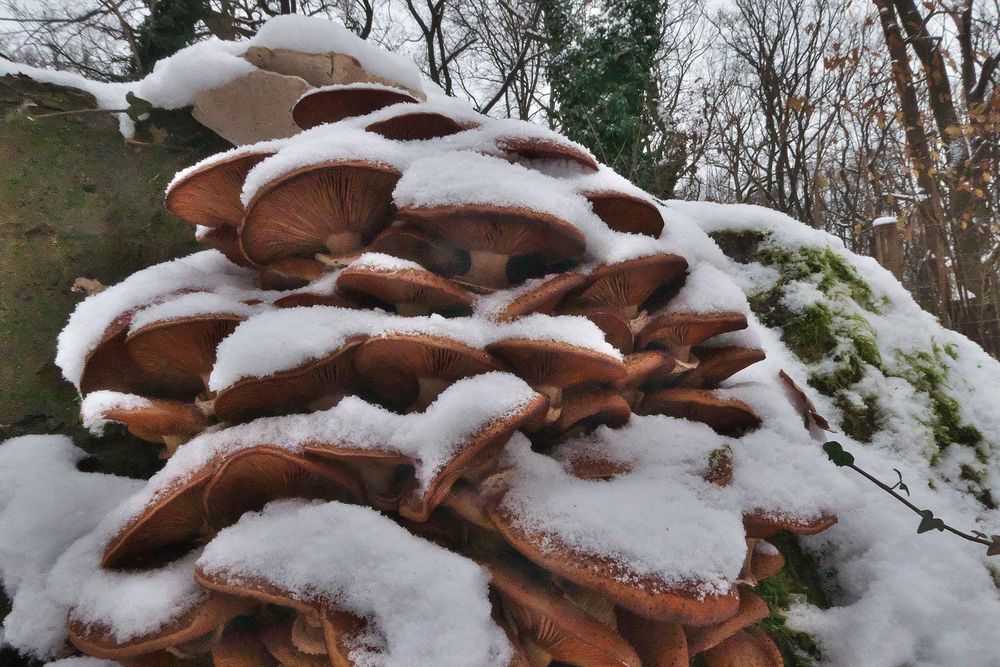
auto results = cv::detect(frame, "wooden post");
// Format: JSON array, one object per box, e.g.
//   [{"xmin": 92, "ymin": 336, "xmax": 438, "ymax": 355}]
[{"xmin": 873, "ymin": 217, "xmax": 904, "ymax": 280}]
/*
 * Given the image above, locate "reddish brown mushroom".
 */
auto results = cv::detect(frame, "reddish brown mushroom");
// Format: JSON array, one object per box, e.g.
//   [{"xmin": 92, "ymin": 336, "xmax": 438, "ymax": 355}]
[
  {"xmin": 87, "ymin": 396, "xmax": 208, "ymax": 457},
  {"xmin": 635, "ymin": 311, "xmax": 749, "ymax": 357},
  {"xmin": 676, "ymin": 346, "xmax": 767, "ymax": 389},
  {"xmin": 165, "ymin": 151, "xmax": 274, "ymax": 229},
  {"xmin": 354, "ymin": 334, "xmax": 501, "ymax": 413},
  {"xmin": 368, "ymin": 224, "xmax": 470, "ymax": 278},
  {"xmin": 395, "ymin": 204, "xmax": 587, "ymax": 291},
  {"xmin": 486, "ymin": 338, "xmax": 626, "ymax": 425},
  {"xmin": 487, "ymin": 505, "xmax": 740, "ymax": 625},
  {"xmin": 686, "ymin": 587, "xmax": 769, "ymax": 654},
  {"xmin": 616, "ymin": 609, "xmax": 689, "ymax": 667},
  {"xmin": 292, "ymin": 84, "xmax": 419, "ymax": 129},
  {"xmin": 496, "ymin": 135, "xmax": 599, "ymax": 173},
  {"xmin": 743, "ymin": 510, "xmax": 838, "ymax": 539},
  {"xmin": 366, "ymin": 110, "xmax": 474, "ymax": 141},
  {"xmin": 636, "ymin": 388, "xmax": 762, "ymax": 435},
  {"xmin": 79, "ymin": 312, "xmax": 155, "ymax": 397},
  {"xmin": 583, "ymin": 190, "xmax": 665, "ymax": 237},
  {"xmin": 532, "ymin": 387, "xmax": 631, "ymax": 441},
  {"xmin": 486, "ymin": 558, "xmax": 642, "ymax": 667},
  {"xmin": 701, "ymin": 628, "xmax": 783, "ymax": 667},
  {"xmin": 336, "ymin": 260, "xmax": 474, "ymax": 316},
  {"xmin": 196, "ymin": 224, "xmax": 254, "ymax": 267},
  {"xmin": 260, "ymin": 257, "xmax": 328, "ymax": 290},
  {"xmin": 240, "ymin": 160, "xmax": 401, "ymax": 266},
  {"xmin": 68, "ymin": 593, "xmax": 251, "ymax": 661},
  {"xmin": 212, "ymin": 622, "xmax": 276, "ymax": 667},
  {"xmin": 487, "ymin": 272, "xmax": 587, "ymax": 322},
  {"xmin": 739, "ymin": 539, "xmax": 786, "ymax": 586},
  {"xmin": 616, "ymin": 350, "xmax": 678, "ymax": 408},
  {"xmin": 302, "ymin": 441, "xmax": 415, "ymax": 513},
  {"xmin": 203, "ymin": 446, "xmax": 365, "ymax": 529},
  {"xmin": 213, "ymin": 339, "xmax": 365, "ymax": 423}
]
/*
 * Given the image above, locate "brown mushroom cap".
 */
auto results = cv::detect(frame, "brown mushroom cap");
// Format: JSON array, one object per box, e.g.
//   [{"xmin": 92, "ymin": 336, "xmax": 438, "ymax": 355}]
[
  {"xmin": 292, "ymin": 85, "xmax": 419, "ymax": 129},
  {"xmin": 80, "ymin": 313, "xmax": 154, "ymax": 397},
  {"xmin": 259, "ymin": 617, "xmax": 330, "ymax": 667},
  {"xmin": 686, "ymin": 587, "xmax": 769, "ymax": 654},
  {"xmin": 203, "ymin": 447, "xmax": 365, "ymax": 529},
  {"xmin": 584, "ymin": 191, "xmax": 665, "ymax": 237},
  {"xmin": 67, "ymin": 592, "xmax": 251, "ymax": 660},
  {"xmin": 486, "ymin": 338, "xmax": 626, "ymax": 390},
  {"xmin": 739, "ymin": 539, "xmax": 785, "ymax": 585},
  {"xmin": 366, "ymin": 111, "xmax": 473, "ymax": 141},
  {"xmin": 487, "ymin": 506, "xmax": 740, "ymax": 625},
  {"xmin": 368, "ymin": 224, "xmax": 470, "ymax": 277},
  {"xmin": 636, "ymin": 388, "xmax": 762, "ymax": 435},
  {"xmin": 260, "ymin": 257, "xmax": 328, "ymax": 290},
  {"xmin": 354, "ymin": 334, "xmax": 501, "ymax": 413},
  {"xmin": 102, "ymin": 470, "xmax": 213, "ymax": 569},
  {"xmin": 336, "ymin": 264, "xmax": 473, "ymax": 317},
  {"xmin": 397, "ymin": 390, "xmax": 546, "ymax": 521},
  {"xmin": 635, "ymin": 312, "xmax": 749, "ymax": 352},
  {"xmin": 395, "ymin": 204, "xmax": 587, "ymax": 290},
  {"xmin": 95, "ymin": 397, "xmax": 208, "ymax": 449},
  {"xmin": 565, "ymin": 254, "xmax": 689, "ymax": 315},
  {"xmin": 490, "ymin": 272, "xmax": 587, "ymax": 322},
  {"xmin": 125, "ymin": 313, "xmax": 245, "ymax": 396},
  {"xmin": 212, "ymin": 621, "xmax": 277, "ymax": 667},
  {"xmin": 532, "ymin": 387, "xmax": 631, "ymax": 441},
  {"xmin": 165, "ymin": 152, "xmax": 274, "ymax": 229},
  {"xmin": 615, "ymin": 609, "xmax": 689, "ymax": 667},
  {"xmin": 240, "ymin": 160, "xmax": 401, "ymax": 266},
  {"xmin": 616, "ymin": 350, "xmax": 678, "ymax": 407},
  {"xmin": 743, "ymin": 510, "xmax": 838, "ymax": 539},
  {"xmin": 701, "ymin": 628, "xmax": 783, "ymax": 667},
  {"xmin": 213, "ymin": 339, "xmax": 364, "ymax": 423},
  {"xmin": 677, "ymin": 346, "xmax": 766, "ymax": 389},
  {"xmin": 576, "ymin": 307, "xmax": 636, "ymax": 353},
  {"xmin": 496, "ymin": 136, "xmax": 599, "ymax": 173},
  {"xmin": 486, "ymin": 559, "xmax": 642, "ymax": 667},
  {"xmin": 197, "ymin": 225, "xmax": 255, "ymax": 267}
]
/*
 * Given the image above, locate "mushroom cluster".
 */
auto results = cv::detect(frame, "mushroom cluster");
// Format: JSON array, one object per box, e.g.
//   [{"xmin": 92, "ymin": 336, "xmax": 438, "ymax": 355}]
[{"xmin": 49, "ymin": 51, "xmax": 839, "ymax": 667}]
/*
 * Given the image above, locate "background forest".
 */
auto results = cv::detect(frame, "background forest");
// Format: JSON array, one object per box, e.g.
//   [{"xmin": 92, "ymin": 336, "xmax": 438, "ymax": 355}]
[{"xmin": 2, "ymin": 0, "xmax": 999, "ymax": 355}]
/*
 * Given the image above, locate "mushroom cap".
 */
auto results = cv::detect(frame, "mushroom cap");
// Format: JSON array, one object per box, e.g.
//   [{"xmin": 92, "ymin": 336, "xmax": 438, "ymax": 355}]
[
  {"xmin": 565, "ymin": 254, "xmax": 689, "ymax": 312},
  {"xmin": 486, "ymin": 559, "xmax": 642, "ymax": 667},
  {"xmin": 487, "ymin": 506, "xmax": 740, "ymax": 625},
  {"xmin": 260, "ymin": 257, "xmax": 328, "ymax": 290},
  {"xmin": 354, "ymin": 334, "xmax": 500, "ymax": 412},
  {"xmin": 203, "ymin": 447, "xmax": 365, "ymax": 529},
  {"xmin": 368, "ymin": 224, "xmax": 469, "ymax": 277},
  {"xmin": 677, "ymin": 346, "xmax": 766, "ymax": 389},
  {"xmin": 240, "ymin": 160, "xmax": 401, "ymax": 266},
  {"xmin": 212, "ymin": 621, "xmax": 276, "ymax": 667},
  {"xmin": 701, "ymin": 629, "xmax": 783, "ymax": 667},
  {"xmin": 366, "ymin": 110, "xmax": 473, "ymax": 141},
  {"xmin": 398, "ymin": 389, "xmax": 546, "ymax": 521},
  {"xmin": 636, "ymin": 388, "xmax": 762, "ymax": 435},
  {"xmin": 336, "ymin": 264, "xmax": 473, "ymax": 316},
  {"xmin": 125, "ymin": 313, "xmax": 245, "ymax": 396},
  {"xmin": 79, "ymin": 313, "xmax": 154, "ymax": 397},
  {"xmin": 574, "ymin": 306, "xmax": 636, "ymax": 353},
  {"xmin": 743, "ymin": 510, "xmax": 838, "ymax": 539},
  {"xmin": 395, "ymin": 204, "xmax": 587, "ymax": 289},
  {"xmin": 686, "ymin": 587, "xmax": 769, "ymax": 654},
  {"xmin": 584, "ymin": 191, "xmax": 665, "ymax": 237},
  {"xmin": 703, "ymin": 445, "xmax": 734, "ymax": 487},
  {"xmin": 496, "ymin": 135, "xmax": 599, "ymax": 172},
  {"xmin": 740, "ymin": 539, "xmax": 785, "ymax": 585},
  {"xmin": 166, "ymin": 151, "xmax": 273, "ymax": 229},
  {"xmin": 213, "ymin": 339, "xmax": 364, "ymax": 423},
  {"xmin": 636, "ymin": 312, "xmax": 748, "ymax": 352},
  {"xmin": 197, "ymin": 224, "xmax": 255, "ymax": 267},
  {"xmin": 615, "ymin": 609, "xmax": 689, "ymax": 667},
  {"xmin": 532, "ymin": 387, "xmax": 631, "ymax": 440},
  {"xmin": 617, "ymin": 350, "xmax": 678, "ymax": 392},
  {"xmin": 564, "ymin": 449, "xmax": 633, "ymax": 480},
  {"xmin": 259, "ymin": 617, "xmax": 331, "ymax": 667},
  {"xmin": 292, "ymin": 84, "xmax": 419, "ymax": 129},
  {"xmin": 102, "ymin": 470, "xmax": 213, "ymax": 569},
  {"xmin": 96, "ymin": 397, "xmax": 208, "ymax": 444},
  {"xmin": 67, "ymin": 592, "xmax": 251, "ymax": 660},
  {"xmin": 486, "ymin": 338, "xmax": 626, "ymax": 389},
  {"xmin": 489, "ymin": 272, "xmax": 587, "ymax": 322}
]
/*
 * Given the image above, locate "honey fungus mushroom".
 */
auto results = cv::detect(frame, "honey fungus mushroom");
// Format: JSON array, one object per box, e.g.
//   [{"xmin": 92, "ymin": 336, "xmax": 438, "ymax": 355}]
[{"xmin": 292, "ymin": 83, "xmax": 419, "ymax": 129}]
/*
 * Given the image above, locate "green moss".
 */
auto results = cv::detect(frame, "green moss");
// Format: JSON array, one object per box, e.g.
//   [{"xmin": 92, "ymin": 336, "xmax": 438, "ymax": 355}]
[
  {"xmin": 753, "ymin": 243, "xmax": 880, "ymax": 314},
  {"xmin": 834, "ymin": 393, "xmax": 881, "ymax": 443},
  {"xmin": 755, "ymin": 533, "xmax": 829, "ymax": 666},
  {"xmin": 708, "ymin": 229, "xmax": 768, "ymax": 264}
]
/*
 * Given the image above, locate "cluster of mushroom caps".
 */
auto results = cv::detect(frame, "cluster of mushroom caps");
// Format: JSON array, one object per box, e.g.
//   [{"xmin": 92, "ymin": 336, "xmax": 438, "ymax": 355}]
[{"xmin": 65, "ymin": 74, "xmax": 837, "ymax": 667}]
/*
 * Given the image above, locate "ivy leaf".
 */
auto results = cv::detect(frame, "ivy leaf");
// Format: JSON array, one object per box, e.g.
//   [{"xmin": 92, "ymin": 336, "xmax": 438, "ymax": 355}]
[
  {"xmin": 823, "ymin": 441, "xmax": 854, "ymax": 467},
  {"xmin": 892, "ymin": 468, "xmax": 910, "ymax": 496},
  {"xmin": 917, "ymin": 509, "xmax": 945, "ymax": 534},
  {"xmin": 988, "ymin": 536, "xmax": 1000, "ymax": 557},
  {"xmin": 125, "ymin": 91, "xmax": 154, "ymax": 123}
]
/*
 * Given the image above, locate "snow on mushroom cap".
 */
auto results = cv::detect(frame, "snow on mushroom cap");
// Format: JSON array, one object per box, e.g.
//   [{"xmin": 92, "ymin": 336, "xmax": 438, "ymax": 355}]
[
  {"xmin": 80, "ymin": 391, "xmax": 154, "ymax": 435},
  {"xmin": 665, "ymin": 264, "xmax": 751, "ymax": 316},
  {"xmin": 127, "ymin": 291, "xmax": 267, "ymax": 335},
  {"xmin": 0, "ymin": 435, "xmax": 140, "ymax": 658},
  {"xmin": 55, "ymin": 251, "xmax": 257, "ymax": 390},
  {"xmin": 346, "ymin": 252, "xmax": 426, "ymax": 273},
  {"xmin": 239, "ymin": 126, "xmax": 411, "ymax": 206},
  {"xmin": 208, "ymin": 306, "xmax": 619, "ymax": 392},
  {"xmin": 165, "ymin": 136, "xmax": 288, "ymax": 194},
  {"xmin": 197, "ymin": 499, "xmax": 511, "ymax": 667}
]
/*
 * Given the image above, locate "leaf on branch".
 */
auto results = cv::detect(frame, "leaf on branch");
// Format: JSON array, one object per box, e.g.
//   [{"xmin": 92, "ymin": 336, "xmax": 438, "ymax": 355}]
[
  {"xmin": 917, "ymin": 510, "xmax": 946, "ymax": 534},
  {"xmin": 125, "ymin": 91, "xmax": 154, "ymax": 123},
  {"xmin": 988, "ymin": 536, "xmax": 1000, "ymax": 557},
  {"xmin": 891, "ymin": 468, "xmax": 910, "ymax": 496},
  {"xmin": 823, "ymin": 441, "xmax": 855, "ymax": 467}
]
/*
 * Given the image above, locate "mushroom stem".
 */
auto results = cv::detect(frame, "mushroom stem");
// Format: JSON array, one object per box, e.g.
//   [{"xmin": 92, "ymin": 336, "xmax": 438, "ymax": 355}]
[
  {"xmin": 161, "ymin": 435, "xmax": 190, "ymax": 459},
  {"xmin": 324, "ymin": 230, "xmax": 363, "ymax": 256},
  {"xmin": 538, "ymin": 385, "xmax": 563, "ymax": 424},
  {"xmin": 394, "ymin": 302, "xmax": 431, "ymax": 317},
  {"xmin": 414, "ymin": 376, "xmax": 451, "ymax": 412},
  {"xmin": 195, "ymin": 396, "xmax": 216, "ymax": 417},
  {"xmin": 464, "ymin": 250, "xmax": 511, "ymax": 289},
  {"xmin": 314, "ymin": 252, "xmax": 354, "ymax": 268}
]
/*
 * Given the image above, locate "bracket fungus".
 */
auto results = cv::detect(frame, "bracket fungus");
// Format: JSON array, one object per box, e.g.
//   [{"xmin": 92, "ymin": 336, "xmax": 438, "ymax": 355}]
[{"xmin": 41, "ymin": 30, "xmax": 841, "ymax": 667}]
